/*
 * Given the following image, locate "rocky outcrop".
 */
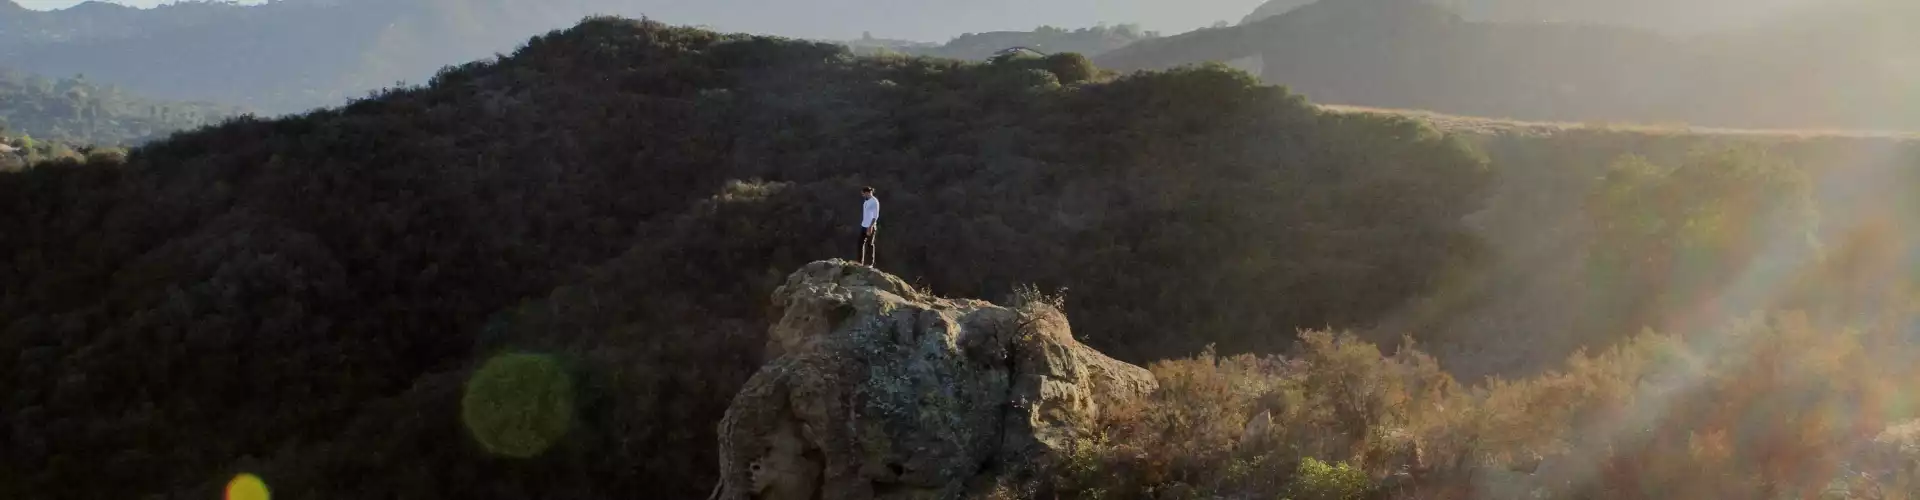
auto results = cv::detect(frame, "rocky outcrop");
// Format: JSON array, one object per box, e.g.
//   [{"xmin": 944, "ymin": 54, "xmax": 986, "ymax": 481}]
[{"xmin": 710, "ymin": 260, "xmax": 1158, "ymax": 500}]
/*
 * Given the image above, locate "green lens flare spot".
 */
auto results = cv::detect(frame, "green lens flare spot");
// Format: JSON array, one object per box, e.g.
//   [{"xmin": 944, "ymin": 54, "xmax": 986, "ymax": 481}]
[
  {"xmin": 461, "ymin": 352, "xmax": 576, "ymax": 458},
  {"xmin": 225, "ymin": 473, "xmax": 270, "ymax": 500}
]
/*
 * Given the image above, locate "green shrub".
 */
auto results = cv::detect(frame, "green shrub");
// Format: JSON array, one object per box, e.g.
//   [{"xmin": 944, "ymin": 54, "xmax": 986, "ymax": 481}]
[
  {"xmin": 1283, "ymin": 458, "xmax": 1371, "ymax": 500},
  {"xmin": 1043, "ymin": 53, "xmax": 1098, "ymax": 84}
]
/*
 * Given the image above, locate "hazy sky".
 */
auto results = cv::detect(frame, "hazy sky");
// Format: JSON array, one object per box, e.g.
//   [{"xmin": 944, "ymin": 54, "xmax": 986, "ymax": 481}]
[
  {"xmin": 15, "ymin": 0, "xmax": 264, "ymax": 8},
  {"xmin": 15, "ymin": 0, "xmax": 1270, "ymax": 41}
]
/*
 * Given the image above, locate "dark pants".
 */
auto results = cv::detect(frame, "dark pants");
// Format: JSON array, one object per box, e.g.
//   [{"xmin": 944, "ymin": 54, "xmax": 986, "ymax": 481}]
[{"xmin": 856, "ymin": 224, "xmax": 877, "ymax": 266}]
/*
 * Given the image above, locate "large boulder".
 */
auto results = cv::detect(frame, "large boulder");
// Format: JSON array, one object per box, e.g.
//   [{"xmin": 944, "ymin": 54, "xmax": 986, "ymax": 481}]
[{"xmin": 710, "ymin": 260, "xmax": 1158, "ymax": 500}]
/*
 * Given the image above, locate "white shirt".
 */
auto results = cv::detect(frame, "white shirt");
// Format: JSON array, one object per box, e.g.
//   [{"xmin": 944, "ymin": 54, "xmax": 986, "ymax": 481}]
[{"xmin": 861, "ymin": 196, "xmax": 880, "ymax": 228}]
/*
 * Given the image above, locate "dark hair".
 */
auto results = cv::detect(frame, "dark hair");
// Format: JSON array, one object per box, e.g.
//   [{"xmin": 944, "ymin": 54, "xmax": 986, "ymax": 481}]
[{"xmin": 861, "ymin": 186, "xmax": 875, "ymax": 193}]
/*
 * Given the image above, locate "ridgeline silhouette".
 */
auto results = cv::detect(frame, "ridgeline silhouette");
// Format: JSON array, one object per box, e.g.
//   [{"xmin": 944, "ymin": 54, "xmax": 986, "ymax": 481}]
[{"xmin": 1102, "ymin": 0, "xmax": 1920, "ymax": 130}]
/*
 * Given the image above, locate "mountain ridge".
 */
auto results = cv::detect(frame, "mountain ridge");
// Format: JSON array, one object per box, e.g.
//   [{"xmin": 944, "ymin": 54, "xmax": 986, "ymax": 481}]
[
  {"xmin": 1099, "ymin": 0, "xmax": 1920, "ymax": 130},
  {"xmin": 1244, "ymin": 0, "xmax": 1820, "ymax": 34},
  {"xmin": 839, "ymin": 24, "xmax": 1159, "ymax": 61}
]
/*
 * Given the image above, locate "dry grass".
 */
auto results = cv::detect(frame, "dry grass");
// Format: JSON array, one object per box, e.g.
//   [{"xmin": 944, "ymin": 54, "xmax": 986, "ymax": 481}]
[{"xmin": 1056, "ymin": 314, "xmax": 1920, "ymax": 499}]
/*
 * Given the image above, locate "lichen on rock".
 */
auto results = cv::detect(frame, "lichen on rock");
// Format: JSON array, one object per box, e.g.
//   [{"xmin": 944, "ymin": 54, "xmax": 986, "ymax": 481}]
[{"xmin": 710, "ymin": 260, "xmax": 1157, "ymax": 500}]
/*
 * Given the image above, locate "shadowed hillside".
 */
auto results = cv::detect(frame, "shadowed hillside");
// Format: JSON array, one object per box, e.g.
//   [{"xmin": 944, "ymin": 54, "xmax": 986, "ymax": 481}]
[{"xmin": 0, "ymin": 17, "xmax": 1491, "ymax": 499}]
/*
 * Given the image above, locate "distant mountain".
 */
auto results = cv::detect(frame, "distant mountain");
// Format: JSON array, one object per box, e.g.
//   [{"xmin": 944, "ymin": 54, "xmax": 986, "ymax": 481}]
[
  {"xmin": 8, "ymin": 0, "xmax": 1902, "ymax": 127},
  {"xmin": 1103, "ymin": 0, "xmax": 1920, "ymax": 130},
  {"xmin": 0, "ymin": 0, "xmax": 252, "ymax": 47},
  {"xmin": 0, "ymin": 0, "xmax": 1173, "ymax": 115},
  {"xmin": 1243, "ymin": 0, "xmax": 1818, "ymax": 34},
  {"xmin": 1240, "ymin": 0, "xmax": 1314, "ymax": 24},
  {"xmin": 0, "ymin": 67, "xmax": 238, "ymax": 145},
  {"xmin": 1452, "ymin": 0, "xmax": 1818, "ymax": 34},
  {"xmin": 836, "ymin": 32, "xmax": 941, "ymax": 55},
  {"xmin": 0, "ymin": 0, "xmax": 632, "ymax": 114},
  {"xmin": 842, "ymin": 24, "xmax": 1160, "ymax": 60}
]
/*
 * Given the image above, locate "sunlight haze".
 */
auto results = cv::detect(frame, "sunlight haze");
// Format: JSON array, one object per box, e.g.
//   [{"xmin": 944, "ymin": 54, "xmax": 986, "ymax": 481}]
[
  {"xmin": 16, "ymin": 0, "xmax": 259, "ymax": 8},
  {"xmin": 13, "ymin": 0, "xmax": 1268, "ymax": 41}
]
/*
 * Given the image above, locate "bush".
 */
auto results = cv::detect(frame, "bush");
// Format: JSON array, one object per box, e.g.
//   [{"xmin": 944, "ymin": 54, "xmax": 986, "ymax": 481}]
[
  {"xmin": 1054, "ymin": 334, "xmax": 1458, "ymax": 498},
  {"xmin": 83, "ymin": 147, "xmax": 128, "ymax": 165},
  {"xmin": 1043, "ymin": 53, "xmax": 1098, "ymax": 84},
  {"xmin": 1046, "ymin": 312, "xmax": 1920, "ymax": 499},
  {"xmin": 1583, "ymin": 146, "xmax": 1818, "ymax": 335},
  {"xmin": 1284, "ymin": 458, "xmax": 1371, "ymax": 500}
]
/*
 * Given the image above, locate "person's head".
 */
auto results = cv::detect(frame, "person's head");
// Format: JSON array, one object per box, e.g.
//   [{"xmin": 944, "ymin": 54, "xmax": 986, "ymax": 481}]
[{"xmin": 861, "ymin": 186, "xmax": 874, "ymax": 199}]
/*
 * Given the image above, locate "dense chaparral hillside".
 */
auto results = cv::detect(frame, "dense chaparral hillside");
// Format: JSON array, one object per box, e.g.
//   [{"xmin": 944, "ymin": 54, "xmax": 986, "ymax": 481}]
[{"xmin": 0, "ymin": 17, "xmax": 1494, "ymax": 498}]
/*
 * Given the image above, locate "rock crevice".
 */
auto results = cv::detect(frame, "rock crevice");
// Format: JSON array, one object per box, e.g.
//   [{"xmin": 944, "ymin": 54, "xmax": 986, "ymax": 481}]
[{"xmin": 710, "ymin": 260, "xmax": 1157, "ymax": 500}]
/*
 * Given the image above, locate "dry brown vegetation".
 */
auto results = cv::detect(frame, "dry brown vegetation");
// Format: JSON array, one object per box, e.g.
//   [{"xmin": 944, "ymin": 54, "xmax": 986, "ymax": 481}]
[{"xmin": 1062, "ymin": 314, "xmax": 1920, "ymax": 499}]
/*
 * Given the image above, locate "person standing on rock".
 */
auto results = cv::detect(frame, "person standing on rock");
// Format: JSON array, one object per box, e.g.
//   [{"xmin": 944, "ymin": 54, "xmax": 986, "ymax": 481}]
[{"xmin": 857, "ymin": 186, "xmax": 880, "ymax": 267}]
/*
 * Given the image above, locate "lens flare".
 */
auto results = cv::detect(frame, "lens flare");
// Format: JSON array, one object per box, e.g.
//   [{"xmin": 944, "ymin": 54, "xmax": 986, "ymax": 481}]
[
  {"xmin": 461, "ymin": 352, "xmax": 576, "ymax": 458},
  {"xmin": 225, "ymin": 474, "xmax": 269, "ymax": 500}
]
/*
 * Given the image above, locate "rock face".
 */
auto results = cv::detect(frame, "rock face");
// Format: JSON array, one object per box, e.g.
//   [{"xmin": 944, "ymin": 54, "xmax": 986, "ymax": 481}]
[{"xmin": 710, "ymin": 260, "xmax": 1158, "ymax": 500}]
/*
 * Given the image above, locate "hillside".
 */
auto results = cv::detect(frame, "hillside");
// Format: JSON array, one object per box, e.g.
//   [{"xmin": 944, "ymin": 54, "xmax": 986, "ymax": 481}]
[
  {"xmin": 0, "ymin": 67, "xmax": 238, "ymax": 145},
  {"xmin": 1244, "ymin": 0, "xmax": 1818, "ymax": 34},
  {"xmin": 10, "ymin": 14, "xmax": 1920, "ymax": 499},
  {"xmin": 842, "ymin": 24, "xmax": 1161, "ymax": 60},
  {"xmin": 1338, "ymin": 103, "xmax": 1920, "ymax": 379},
  {"xmin": 1103, "ymin": 0, "xmax": 1920, "ymax": 130},
  {"xmin": 0, "ymin": 18, "xmax": 1491, "ymax": 499}
]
